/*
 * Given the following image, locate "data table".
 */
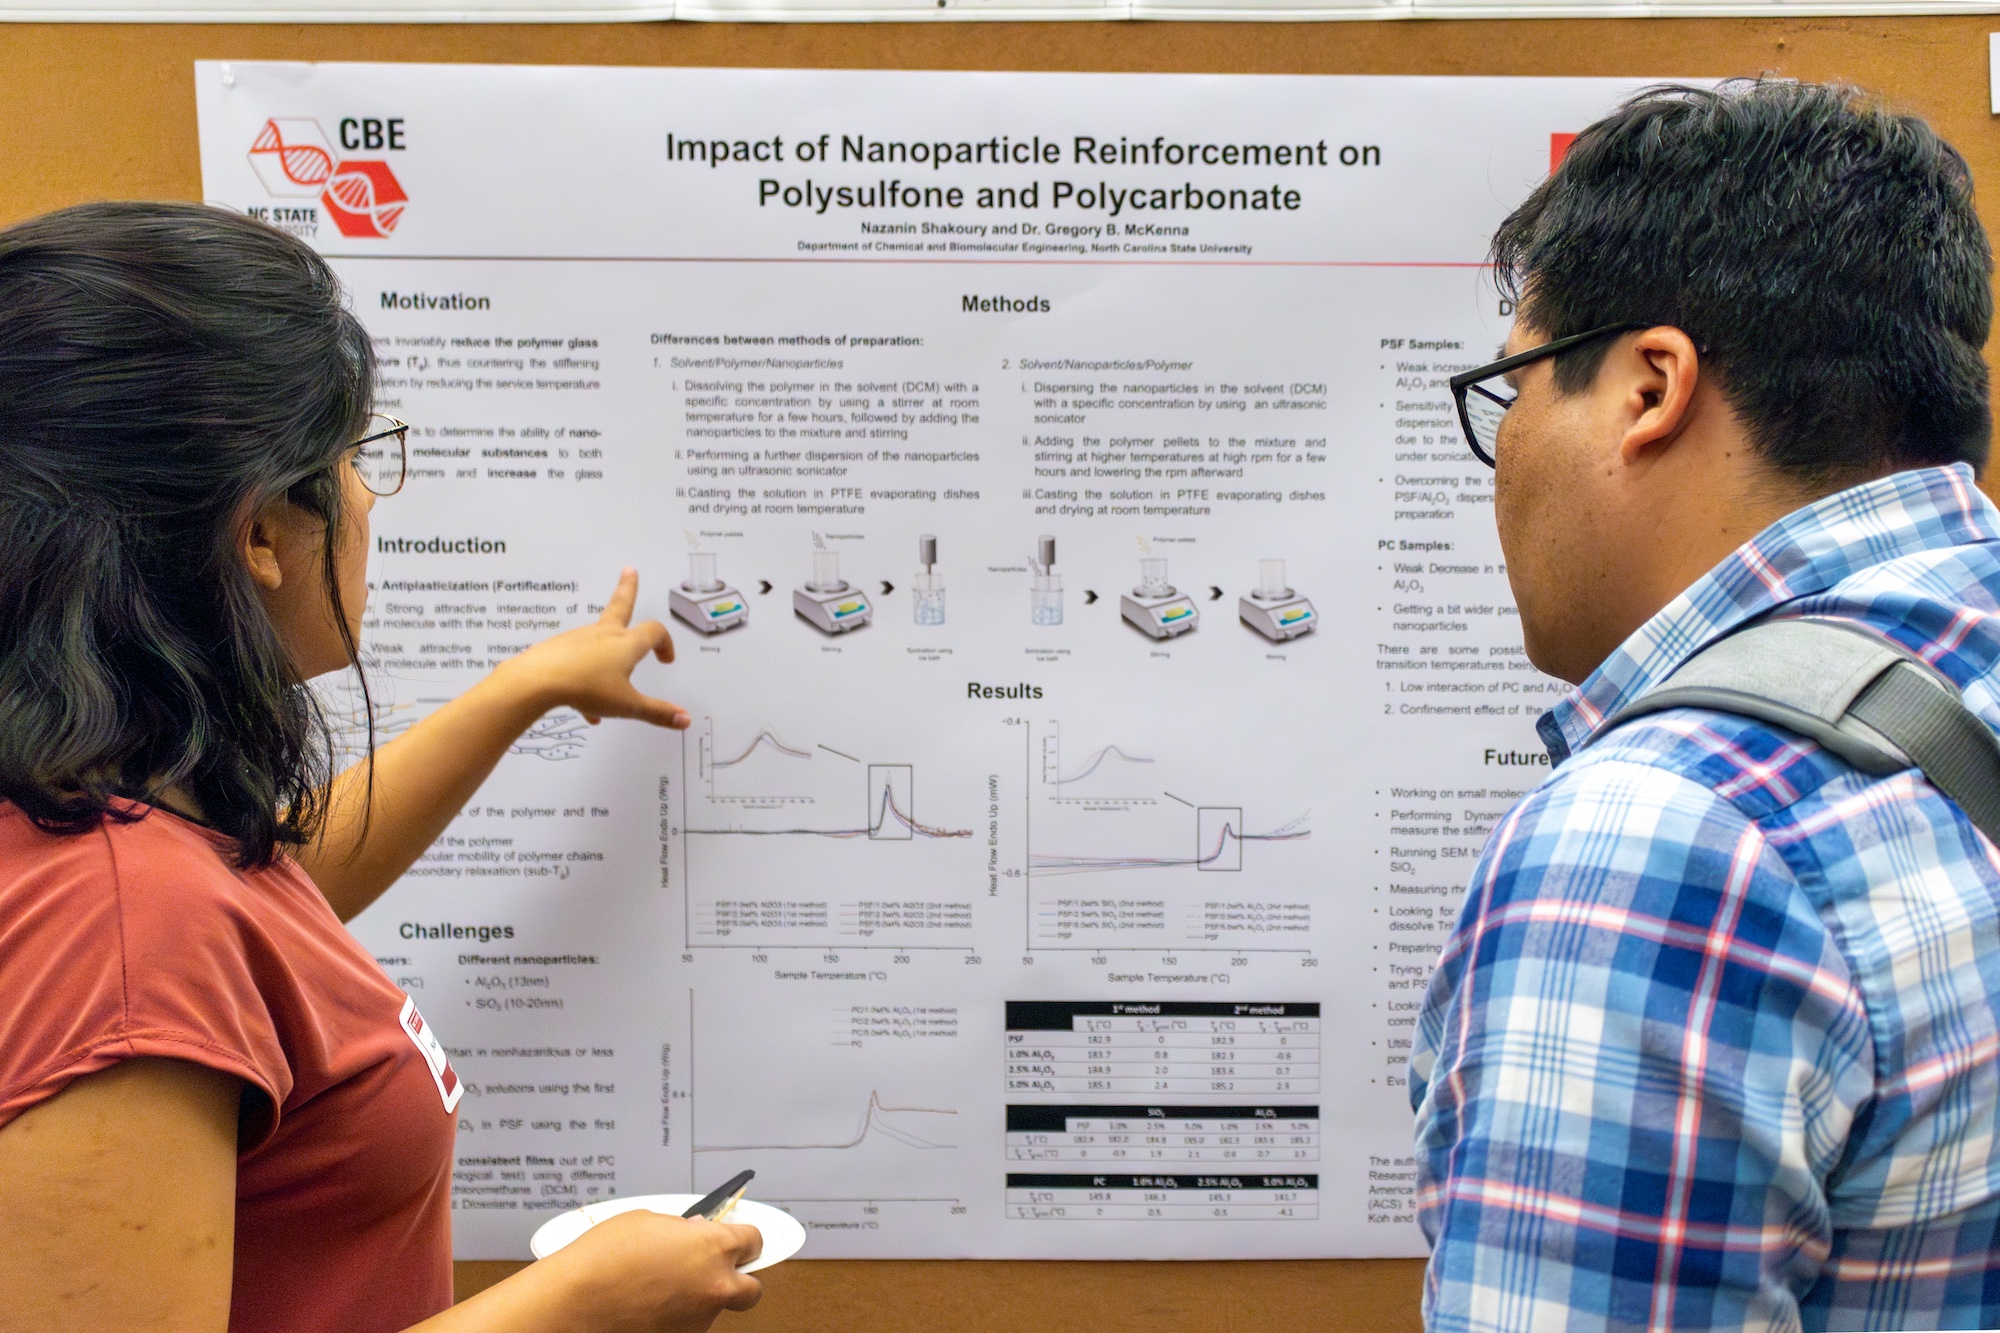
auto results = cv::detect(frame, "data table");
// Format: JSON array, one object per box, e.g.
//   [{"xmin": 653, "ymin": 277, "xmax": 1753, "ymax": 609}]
[
  {"xmin": 1005, "ymin": 1104, "xmax": 1321, "ymax": 1165},
  {"xmin": 1004, "ymin": 1172, "xmax": 1320, "ymax": 1221},
  {"xmin": 1003, "ymin": 1000, "xmax": 1321, "ymax": 1096}
]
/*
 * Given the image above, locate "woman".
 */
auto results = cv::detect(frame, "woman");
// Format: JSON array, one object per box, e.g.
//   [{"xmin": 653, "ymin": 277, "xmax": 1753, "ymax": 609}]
[{"xmin": 0, "ymin": 202, "xmax": 762, "ymax": 1331}]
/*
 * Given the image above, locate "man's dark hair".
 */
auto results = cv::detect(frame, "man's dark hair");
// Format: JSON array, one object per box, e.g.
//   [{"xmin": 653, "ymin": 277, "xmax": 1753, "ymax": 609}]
[
  {"xmin": 1493, "ymin": 79, "xmax": 1992, "ymax": 480},
  {"xmin": 0, "ymin": 202, "xmax": 375, "ymax": 866}
]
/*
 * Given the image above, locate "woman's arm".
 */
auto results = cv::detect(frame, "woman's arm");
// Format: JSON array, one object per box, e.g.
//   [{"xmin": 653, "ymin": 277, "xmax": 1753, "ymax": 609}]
[
  {"xmin": 0, "ymin": 1059, "xmax": 239, "ymax": 1331},
  {"xmin": 297, "ymin": 570, "xmax": 689, "ymax": 923},
  {"xmin": 0, "ymin": 1059, "xmax": 762, "ymax": 1333}
]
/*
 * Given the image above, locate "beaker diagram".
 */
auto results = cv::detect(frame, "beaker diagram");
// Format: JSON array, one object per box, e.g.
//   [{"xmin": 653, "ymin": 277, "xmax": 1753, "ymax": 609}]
[
  {"xmin": 1029, "ymin": 535, "xmax": 1063, "ymax": 626},
  {"xmin": 1120, "ymin": 557, "xmax": 1199, "ymax": 639},
  {"xmin": 913, "ymin": 535, "xmax": 945, "ymax": 626},
  {"xmin": 794, "ymin": 549, "xmax": 873, "ymax": 634},
  {"xmin": 1238, "ymin": 559, "xmax": 1315, "ymax": 641},
  {"xmin": 670, "ymin": 552, "xmax": 749, "ymax": 634}
]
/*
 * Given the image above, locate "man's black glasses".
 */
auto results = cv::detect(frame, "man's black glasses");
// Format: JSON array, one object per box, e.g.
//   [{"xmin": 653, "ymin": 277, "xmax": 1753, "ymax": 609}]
[{"xmin": 1450, "ymin": 323, "xmax": 1646, "ymax": 467}]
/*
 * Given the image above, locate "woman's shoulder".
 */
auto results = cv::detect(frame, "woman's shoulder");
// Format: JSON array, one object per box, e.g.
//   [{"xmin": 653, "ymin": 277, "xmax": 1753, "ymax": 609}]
[
  {"xmin": 0, "ymin": 797, "xmax": 340, "ymax": 1000},
  {"xmin": 0, "ymin": 800, "xmax": 331, "ymax": 1130},
  {"xmin": 0, "ymin": 797, "xmax": 318, "ymax": 906}
]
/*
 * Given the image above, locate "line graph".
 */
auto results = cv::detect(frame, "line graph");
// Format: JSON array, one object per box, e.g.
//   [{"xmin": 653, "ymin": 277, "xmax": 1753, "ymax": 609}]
[
  {"xmin": 1041, "ymin": 722, "xmax": 1156, "ymax": 805},
  {"xmin": 685, "ymin": 991, "xmax": 972, "ymax": 1235},
  {"xmin": 713, "ymin": 729, "xmax": 813, "ymax": 767},
  {"xmin": 1031, "ymin": 812, "xmax": 1311, "ymax": 875},
  {"xmin": 700, "ymin": 721, "xmax": 819, "ymax": 806},
  {"xmin": 1029, "ymin": 720, "xmax": 1310, "ymax": 874},
  {"xmin": 687, "ymin": 765, "xmax": 972, "ymax": 840},
  {"xmin": 1056, "ymin": 745, "xmax": 1154, "ymax": 786},
  {"xmin": 1020, "ymin": 717, "xmax": 1317, "ymax": 951},
  {"xmin": 695, "ymin": 1091, "xmax": 959, "ymax": 1153},
  {"xmin": 678, "ymin": 719, "xmax": 984, "ymax": 949}
]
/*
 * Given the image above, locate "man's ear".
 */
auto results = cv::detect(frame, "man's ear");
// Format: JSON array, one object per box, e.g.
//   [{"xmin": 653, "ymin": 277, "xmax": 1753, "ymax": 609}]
[
  {"xmin": 1616, "ymin": 326, "xmax": 1701, "ymax": 464},
  {"xmin": 239, "ymin": 500, "xmax": 286, "ymax": 592}
]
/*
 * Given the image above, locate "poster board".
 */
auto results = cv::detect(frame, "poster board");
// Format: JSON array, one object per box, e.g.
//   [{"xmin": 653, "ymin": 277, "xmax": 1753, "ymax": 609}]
[
  {"xmin": 2, "ymin": 15, "xmax": 1997, "ymax": 1331},
  {"xmin": 11, "ymin": 0, "xmax": 2000, "ymax": 25}
]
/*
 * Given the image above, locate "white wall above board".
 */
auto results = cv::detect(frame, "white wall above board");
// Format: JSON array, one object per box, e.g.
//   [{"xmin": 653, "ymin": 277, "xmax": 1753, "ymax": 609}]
[{"xmin": 6, "ymin": 0, "xmax": 2000, "ymax": 20}]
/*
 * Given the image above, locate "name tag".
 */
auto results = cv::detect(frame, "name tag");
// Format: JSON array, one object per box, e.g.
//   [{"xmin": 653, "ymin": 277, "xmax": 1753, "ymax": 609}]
[{"xmin": 399, "ymin": 996, "xmax": 464, "ymax": 1114}]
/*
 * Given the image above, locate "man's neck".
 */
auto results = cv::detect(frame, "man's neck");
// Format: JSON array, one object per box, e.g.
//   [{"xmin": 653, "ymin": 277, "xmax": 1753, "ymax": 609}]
[{"xmin": 1564, "ymin": 456, "xmax": 1886, "ymax": 686}]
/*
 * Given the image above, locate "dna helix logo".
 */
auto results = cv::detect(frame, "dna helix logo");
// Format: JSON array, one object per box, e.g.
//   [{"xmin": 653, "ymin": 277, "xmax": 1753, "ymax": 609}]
[
  {"xmin": 248, "ymin": 118, "xmax": 334, "ymax": 192},
  {"xmin": 247, "ymin": 117, "xmax": 408, "ymax": 240},
  {"xmin": 323, "ymin": 162, "xmax": 408, "ymax": 239}
]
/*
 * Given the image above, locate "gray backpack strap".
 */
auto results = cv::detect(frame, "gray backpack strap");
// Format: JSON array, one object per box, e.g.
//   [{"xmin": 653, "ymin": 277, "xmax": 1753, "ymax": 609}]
[{"xmin": 1591, "ymin": 617, "xmax": 2000, "ymax": 847}]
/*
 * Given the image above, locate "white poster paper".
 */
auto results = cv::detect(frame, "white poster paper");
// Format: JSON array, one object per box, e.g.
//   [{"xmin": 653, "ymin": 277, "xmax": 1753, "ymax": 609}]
[{"xmin": 196, "ymin": 62, "xmax": 1652, "ymax": 1260}]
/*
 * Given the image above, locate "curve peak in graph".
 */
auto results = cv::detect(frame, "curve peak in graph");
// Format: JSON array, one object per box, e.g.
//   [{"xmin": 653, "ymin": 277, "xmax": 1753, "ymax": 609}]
[
  {"xmin": 695, "ymin": 1091, "xmax": 959, "ymax": 1152},
  {"xmin": 1031, "ymin": 813, "xmax": 1311, "ymax": 875},
  {"xmin": 689, "ymin": 776, "xmax": 972, "ymax": 839},
  {"xmin": 1055, "ymin": 744, "xmax": 1154, "ymax": 786},
  {"xmin": 714, "ymin": 729, "xmax": 814, "ymax": 767}
]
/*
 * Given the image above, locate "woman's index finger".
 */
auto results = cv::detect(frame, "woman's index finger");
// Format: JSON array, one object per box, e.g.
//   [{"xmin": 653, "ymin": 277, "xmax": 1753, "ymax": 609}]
[{"xmin": 598, "ymin": 567, "xmax": 640, "ymax": 626}]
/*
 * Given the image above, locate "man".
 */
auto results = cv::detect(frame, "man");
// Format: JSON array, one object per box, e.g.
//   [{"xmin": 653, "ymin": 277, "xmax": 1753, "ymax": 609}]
[{"xmin": 1414, "ymin": 81, "xmax": 2000, "ymax": 1331}]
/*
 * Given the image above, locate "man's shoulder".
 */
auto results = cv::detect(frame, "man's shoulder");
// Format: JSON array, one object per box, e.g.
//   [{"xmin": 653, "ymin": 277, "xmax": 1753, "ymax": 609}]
[
  {"xmin": 1470, "ymin": 727, "xmax": 1803, "ymax": 921},
  {"xmin": 1561, "ymin": 702, "xmax": 1858, "ymax": 826},
  {"xmin": 1805, "ymin": 540, "xmax": 2000, "ymax": 719},
  {"xmin": 1540, "ymin": 536, "xmax": 2000, "ymax": 841},
  {"xmin": 1826, "ymin": 526, "xmax": 2000, "ymax": 603}
]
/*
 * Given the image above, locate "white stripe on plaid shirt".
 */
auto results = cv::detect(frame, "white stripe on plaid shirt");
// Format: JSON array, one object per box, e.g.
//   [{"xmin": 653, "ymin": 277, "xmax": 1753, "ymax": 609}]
[{"xmin": 1414, "ymin": 464, "xmax": 2000, "ymax": 1332}]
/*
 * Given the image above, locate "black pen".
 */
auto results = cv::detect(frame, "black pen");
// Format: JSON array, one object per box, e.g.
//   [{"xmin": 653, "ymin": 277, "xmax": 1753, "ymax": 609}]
[{"xmin": 682, "ymin": 1169, "xmax": 755, "ymax": 1221}]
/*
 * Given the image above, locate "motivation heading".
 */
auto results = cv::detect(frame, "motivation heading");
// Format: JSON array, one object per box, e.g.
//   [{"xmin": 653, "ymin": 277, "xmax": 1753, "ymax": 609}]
[{"xmin": 666, "ymin": 132, "xmax": 1382, "ymax": 217}]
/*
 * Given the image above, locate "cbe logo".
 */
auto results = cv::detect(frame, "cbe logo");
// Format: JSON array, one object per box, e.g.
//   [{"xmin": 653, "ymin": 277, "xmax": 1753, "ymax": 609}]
[{"xmin": 247, "ymin": 117, "xmax": 408, "ymax": 239}]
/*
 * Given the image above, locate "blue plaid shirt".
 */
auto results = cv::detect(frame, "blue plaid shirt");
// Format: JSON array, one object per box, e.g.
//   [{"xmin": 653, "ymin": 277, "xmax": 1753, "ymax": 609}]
[{"xmin": 1412, "ymin": 464, "xmax": 2000, "ymax": 1332}]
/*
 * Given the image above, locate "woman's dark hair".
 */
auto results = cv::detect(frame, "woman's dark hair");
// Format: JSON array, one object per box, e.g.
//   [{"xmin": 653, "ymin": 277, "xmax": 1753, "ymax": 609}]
[
  {"xmin": 1492, "ymin": 79, "xmax": 1992, "ymax": 481},
  {"xmin": 0, "ymin": 202, "xmax": 375, "ymax": 867}
]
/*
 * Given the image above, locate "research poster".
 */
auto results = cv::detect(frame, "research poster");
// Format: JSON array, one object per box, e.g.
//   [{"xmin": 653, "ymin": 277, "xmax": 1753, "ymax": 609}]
[{"xmin": 197, "ymin": 63, "xmax": 1652, "ymax": 1261}]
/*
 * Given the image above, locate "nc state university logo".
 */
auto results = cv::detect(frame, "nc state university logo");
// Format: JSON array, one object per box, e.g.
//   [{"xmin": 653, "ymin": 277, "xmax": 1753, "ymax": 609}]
[
  {"xmin": 398, "ymin": 996, "xmax": 463, "ymax": 1114},
  {"xmin": 247, "ymin": 117, "xmax": 407, "ymax": 239}
]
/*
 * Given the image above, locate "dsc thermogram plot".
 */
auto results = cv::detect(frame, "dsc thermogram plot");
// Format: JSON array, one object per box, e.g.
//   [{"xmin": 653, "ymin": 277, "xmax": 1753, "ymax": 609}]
[
  {"xmin": 696, "ymin": 1089, "xmax": 959, "ymax": 1154},
  {"xmin": 687, "ymin": 720, "xmax": 971, "ymax": 841},
  {"xmin": 1025, "ymin": 720, "xmax": 1312, "ymax": 949},
  {"xmin": 676, "ymin": 720, "xmax": 981, "ymax": 950},
  {"xmin": 686, "ymin": 997, "xmax": 970, "ymax": 1234}
]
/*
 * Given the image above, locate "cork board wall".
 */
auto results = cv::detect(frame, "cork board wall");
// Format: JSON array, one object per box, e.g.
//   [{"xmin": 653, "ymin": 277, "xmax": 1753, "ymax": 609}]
[{"xmin": 1, "ymin": 14, "xmax": 1994, "ymax": 1331}]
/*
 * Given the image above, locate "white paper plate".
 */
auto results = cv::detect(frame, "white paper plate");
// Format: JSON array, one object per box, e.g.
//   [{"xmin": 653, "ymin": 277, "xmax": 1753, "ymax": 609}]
[{"xmin": 528, "ymin": 1193, "xmax": 804, "ymax": 1273}]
